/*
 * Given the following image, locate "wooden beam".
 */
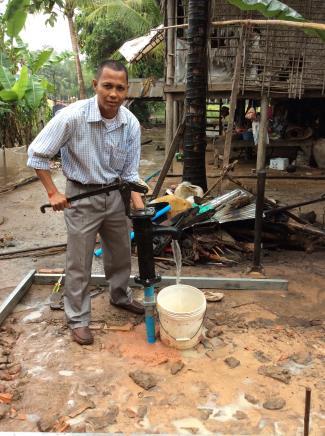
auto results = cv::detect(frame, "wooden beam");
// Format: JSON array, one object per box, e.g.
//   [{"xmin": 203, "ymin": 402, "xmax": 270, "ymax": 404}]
[
  {"xmin": 162, "ymin": 19, "xmax": 325, "ymax": 33},
  {"xmin": 151, "ymin": 116, "xmax": 186, "ymax": 199}
]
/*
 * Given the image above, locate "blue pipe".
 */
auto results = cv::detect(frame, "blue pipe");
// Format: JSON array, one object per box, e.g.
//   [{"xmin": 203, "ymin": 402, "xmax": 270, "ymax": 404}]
[
  {"xmin": 144, "ymin": 169, "xmax": 161, "ymax": 183},
  {"xmin": 94, "ymin": 204, "xmax": 171, "ymax": 257},
  {"xmin": 144, "ymin": 285, "xmax": 156, "ymax": 343}
]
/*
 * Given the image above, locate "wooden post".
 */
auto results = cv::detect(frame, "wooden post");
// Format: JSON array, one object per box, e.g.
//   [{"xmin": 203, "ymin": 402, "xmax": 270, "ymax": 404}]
[
  {"xmin": 172, "ymin": 100, "xmax": 181, "ymax": 173},
  {"xmin": 222, "ymin": 30, "xmax": 244, "ymax": 169},
  {"xmin": 173, "ymin": 100, "xmax": 179, "ymax": 137},
  {"xmin": 165, "ymin": 0, "xmax": 176, "ymax": 161},
  {"xmin": 256, "ymin": 95, "xmax": 269, "ymax": 171}
]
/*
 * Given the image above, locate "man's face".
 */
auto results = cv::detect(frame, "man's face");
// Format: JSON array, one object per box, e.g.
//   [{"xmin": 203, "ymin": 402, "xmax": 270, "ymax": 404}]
[{"xmin": 93, "ymin": 67, "xmax": 128, "ymax": 118}]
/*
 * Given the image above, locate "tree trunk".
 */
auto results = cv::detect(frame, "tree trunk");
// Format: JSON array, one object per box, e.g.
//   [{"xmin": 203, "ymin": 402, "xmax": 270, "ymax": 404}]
[
  {"xmin": 66, "ymin": 13, "xmax": 86, "ymax": 100},
  {"xmin": 182, "ymin": 0, "xmax": 210, "ymax": 191}
]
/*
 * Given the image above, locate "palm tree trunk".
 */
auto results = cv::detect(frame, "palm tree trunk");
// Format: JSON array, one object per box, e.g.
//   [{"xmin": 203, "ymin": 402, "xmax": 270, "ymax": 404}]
[
  {"xmin": 182, "ymin": 0, "xmax": 210, "ymax": 191},
  {"xmin": 66, "ymin": 13, "xmax": 86, "ymax": 100}
]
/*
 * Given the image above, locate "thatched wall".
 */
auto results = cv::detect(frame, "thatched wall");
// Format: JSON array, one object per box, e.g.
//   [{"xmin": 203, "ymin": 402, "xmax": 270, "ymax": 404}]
[{"xmin": 174, "ymin": 0, "xmax": 325, "ymax": 97}]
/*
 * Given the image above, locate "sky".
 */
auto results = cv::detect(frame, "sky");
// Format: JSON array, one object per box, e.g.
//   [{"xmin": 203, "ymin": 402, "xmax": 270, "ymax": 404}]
[
  {"xmin": 21, "ymin": 13, "xmax": 72, "ymax": 53},
  {"xmin": 0, "ymin": 1, "xmax": 72, "ymax": 53}
]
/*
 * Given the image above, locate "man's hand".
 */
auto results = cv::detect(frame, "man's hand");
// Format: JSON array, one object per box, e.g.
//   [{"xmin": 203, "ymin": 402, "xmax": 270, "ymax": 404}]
[
  {"xmin": 35, "ymin": 169, "xmax": 70, "ymax": 212},
  {"xmin": 131, "ymin": 191, "xmax": 144, "ymax": 209},
  {"xmin": 48, "ymin": 191, "xmax": 70, "ymax": 211}
]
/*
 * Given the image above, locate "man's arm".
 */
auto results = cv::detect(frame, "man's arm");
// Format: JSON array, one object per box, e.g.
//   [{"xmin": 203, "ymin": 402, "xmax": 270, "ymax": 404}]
[
  {"xmin": 27, "ymin": 108, "xmax": 72, "ymax": 211},
  {"xmin": 36, "ymin": 169, "xmax": 69, "ymax": 211}
]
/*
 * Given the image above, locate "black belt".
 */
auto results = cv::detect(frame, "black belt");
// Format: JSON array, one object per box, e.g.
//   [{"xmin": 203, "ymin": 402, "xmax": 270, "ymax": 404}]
[{"xmin": 67, "ymin": 178, "xmax": 119, "ymax": 189}]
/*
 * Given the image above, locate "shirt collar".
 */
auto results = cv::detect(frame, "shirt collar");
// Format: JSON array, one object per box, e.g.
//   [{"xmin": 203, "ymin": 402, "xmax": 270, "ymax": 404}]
[{"xmin": 87, "ymin": 96, "xmax": 128, "ymax": 127}]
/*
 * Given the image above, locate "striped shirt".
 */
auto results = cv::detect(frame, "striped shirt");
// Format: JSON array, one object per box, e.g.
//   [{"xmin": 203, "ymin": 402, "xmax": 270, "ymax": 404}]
[{"xmin": 27, "ymin": 96, "xmax": 141, "ymax": 184}]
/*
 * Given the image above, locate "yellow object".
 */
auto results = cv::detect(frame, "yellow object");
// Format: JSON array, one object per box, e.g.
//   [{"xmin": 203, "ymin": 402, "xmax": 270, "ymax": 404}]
[
  {"xmin": 151, "ymin": 194, "xmax": 192, "ymax": 218},
  {"xmin": 52, "ymin": 275, "xmax": 63, "ymax": 293}
]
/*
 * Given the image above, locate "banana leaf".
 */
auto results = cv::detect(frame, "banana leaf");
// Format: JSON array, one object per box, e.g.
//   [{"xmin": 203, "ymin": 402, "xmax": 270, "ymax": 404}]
[
  {"xmin": 0, "ymin": 89, "xmax": 19, "ymax": 102},
  {"xmin": 0, "ymin": 66, "xmax": 15, "ymax": 89},
  {"xmin": 227, "ymin": 0, "xmax": 325, "ymax": 41},
  {"xmin": 41, "ymin": 78, "xmax": 55, "ymax": 93},
  {"xmin": 5, "ymin": 0, "xmax": 30, "ymax": 38},
  {"xmin": 25, "ymin": 77, "xmax": 46, "ymax": 108},
  {"xmin": 31, "ymin": 49, "xmax": 53, "ymax": 74},
  {"xmin": 12, "ymin": 65, "xmax": 29, "ymax": 99}
]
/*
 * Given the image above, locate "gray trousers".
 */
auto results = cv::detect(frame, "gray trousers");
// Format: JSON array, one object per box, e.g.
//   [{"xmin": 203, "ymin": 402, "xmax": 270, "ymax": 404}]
[{"xmin": 63, "ymin": 180, "xmax": 132, "ymax": 328}]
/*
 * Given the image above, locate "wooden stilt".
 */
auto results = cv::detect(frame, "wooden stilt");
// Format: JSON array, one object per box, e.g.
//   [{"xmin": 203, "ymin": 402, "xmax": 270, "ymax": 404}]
[
  {"xmin": 256, "ymin": 95, "xmax": 269, "ymax": 171},
  {"xmin": 165, "ymin": 0, "xmax": 176, "ymax": 160}
]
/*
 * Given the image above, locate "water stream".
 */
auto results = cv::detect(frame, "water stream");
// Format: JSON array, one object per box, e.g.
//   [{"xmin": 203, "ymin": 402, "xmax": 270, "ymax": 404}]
[{"xmin": 171, "ymin": 239, "xmax": 182, "ymax": 285}]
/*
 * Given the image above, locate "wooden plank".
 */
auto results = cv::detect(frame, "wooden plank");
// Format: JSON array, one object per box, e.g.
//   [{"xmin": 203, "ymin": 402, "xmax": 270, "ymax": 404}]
[
  {"xmin": 0, "ymin": 270, "xmax": 35, "ymax": 325},
  {"xmin": 34, "ymin": 273, "xmax": 288, "ymax": 291},
  {"xmin": 151, "ymin": 116, "xmax": 186, "ymax": 199},
  {"xmin": 164, "ymin": 83, "xmax": 233, "ymax": 93}
]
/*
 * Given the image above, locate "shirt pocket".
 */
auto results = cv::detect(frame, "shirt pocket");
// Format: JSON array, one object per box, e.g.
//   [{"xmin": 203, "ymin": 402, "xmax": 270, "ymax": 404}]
[{"xmin": 110, "ymin": 147, "xmax": 127, "ymax": 172}]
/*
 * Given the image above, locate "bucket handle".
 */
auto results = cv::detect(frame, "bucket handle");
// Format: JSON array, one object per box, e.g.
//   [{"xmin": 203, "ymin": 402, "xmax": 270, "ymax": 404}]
[{"xmin": 158, "ymin": 310, "xmax": 207, "ymax": 342}]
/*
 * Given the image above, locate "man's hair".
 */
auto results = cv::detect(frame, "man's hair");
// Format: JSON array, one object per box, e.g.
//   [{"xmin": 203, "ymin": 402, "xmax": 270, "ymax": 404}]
[{"xmin": 96, "ymin": 60, "xmax": 128, "ymax": 82}]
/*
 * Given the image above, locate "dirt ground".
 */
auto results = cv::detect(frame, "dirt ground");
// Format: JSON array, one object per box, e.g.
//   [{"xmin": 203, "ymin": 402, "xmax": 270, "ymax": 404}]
[{"xmin": 0, "ymin": 127, "xmax": 324, "ymax": 434}]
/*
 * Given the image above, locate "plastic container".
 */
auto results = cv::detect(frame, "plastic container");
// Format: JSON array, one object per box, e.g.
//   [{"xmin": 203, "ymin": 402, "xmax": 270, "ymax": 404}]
[
  {"xmin": 269, "ymin": 158, "xmax": 289, "ymax": 171},
  {"xmin": 156, "ymin": 284, "xmax": 206, "ymax": 350}
]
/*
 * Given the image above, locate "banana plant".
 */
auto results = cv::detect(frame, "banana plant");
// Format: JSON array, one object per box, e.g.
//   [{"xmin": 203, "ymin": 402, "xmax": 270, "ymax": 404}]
[
  {"xmin": 0, "ymin": 49, "xmax": 54, "ymax": 105},
  {"xmin": 4, "ymin": 0, "xmax": 30, "ymax": 38}
]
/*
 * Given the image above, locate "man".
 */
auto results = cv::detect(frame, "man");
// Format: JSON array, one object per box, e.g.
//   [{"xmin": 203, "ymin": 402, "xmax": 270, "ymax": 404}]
[
  {"xmin": 220, "ymin": 105, "xmax": 230, "ymax": 135},
  {"xmin": 27, "ymin": 60, "xmax": 144, "ymax": 346}
]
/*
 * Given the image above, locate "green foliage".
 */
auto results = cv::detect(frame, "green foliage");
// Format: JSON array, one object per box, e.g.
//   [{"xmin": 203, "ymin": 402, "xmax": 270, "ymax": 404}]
[
  {"xmin": 12, "ymin": 65, "xmax": 29, "ymax": 98},
  {"xmin": 41, "ymin": 57, "xmax": 93, "ymax": 100},
  {"xmin": 228, "ymin": 0, "xmax": 325, "ymax": 41},
  {"xmin": 25, "ymin": 76, "xmax": 47, "ymax": 108},
  {"xmin": 77, "ymin": 0, "xmax": 164, "ymax": 121},
  {"xmin": 28, "ymin": 0, "xmax": 64, "ymax": 26},
  {"xmin": 85, "ymin": 0, "xmax": 161, "ymax": 35},
  {"xmin": 4, "ymin": 0, "xmax": 30, "ymax": 38},
  {"xmin": 77, "ymin": 0, "xmax": 163, "ymax": 72},
  {"xmin": 0, "ymin": 1, "xmax": 68, "ymax": 147},
  {"xmin": 130, "ymin": 100, "xmax": 150, "ymax": 123},
  {"xmin": 31, "ymin": 48, "xmax": 53, "ymax": 73},
  {"xmin": 0, "ymin": 89, "xmax": 18, "ymax": 101},
  {"xmin": 0, "ymin": 66, "xmax": 15, "ymax": 88},
  {"xmin": 77, "ymin": 13, "xmax": 133, "ymax": 70}
]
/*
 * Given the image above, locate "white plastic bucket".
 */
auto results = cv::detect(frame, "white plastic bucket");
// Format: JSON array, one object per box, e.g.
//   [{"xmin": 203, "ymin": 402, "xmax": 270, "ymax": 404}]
[{"xmin": 156, "ymin": 284, "xmax": 206, "ymax": 350}]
